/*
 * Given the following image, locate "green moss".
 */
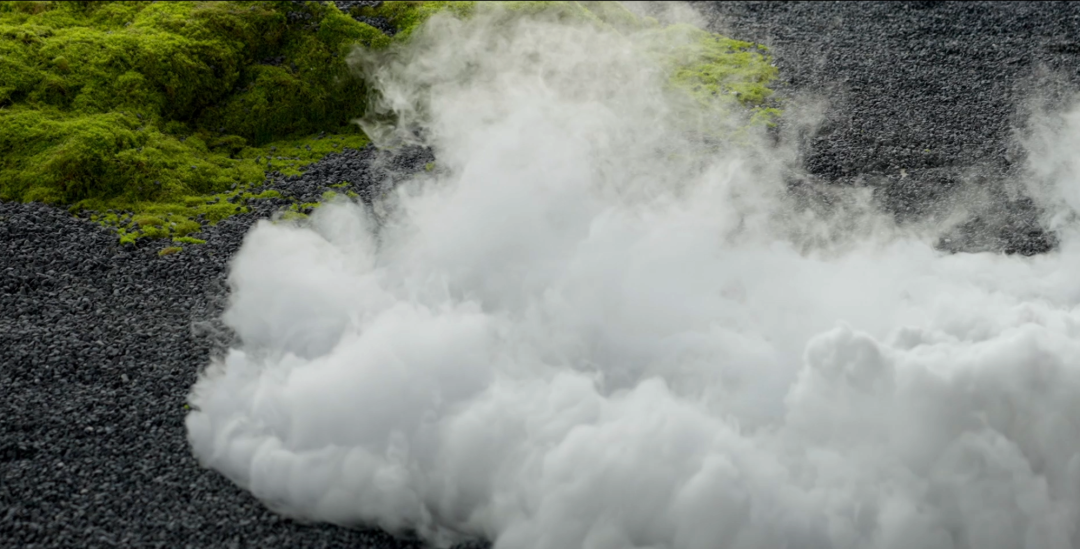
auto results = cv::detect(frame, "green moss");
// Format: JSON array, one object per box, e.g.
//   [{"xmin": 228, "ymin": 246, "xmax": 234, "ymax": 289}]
[
  {"xmin": 0, "ymin": 2, "xmax": 284, "ymax": 119},
  {"xmin": 158, "ymin": 245, "xmax": 182, "ymax": 256},
  {"xmin": 0, "ymin": 105, "xmax": 265, "ymax": 205},
  {"xmin": 349, "ymin": 1, "xmax": 476, "ymax": 39},
  {"xmin": 575, "ymin": 1, "xmax": 641, "ymax": 31},
  {"xmin": 0, "ymin": 0, "xmax": 382, "ymax": 240},
  {"xmin": 276, "ymin": 210, "xmax": 308, "ymax": 222},
  {"xmin": 173, "ymin": 236, "xmax": 206, "ymax": 245},
  {"xmin": 142, "ymin": 224, "xmax": 169, "ymax": 238},
  {"xmin": 241, "ymin": 189, "xmax": 281, "ymax": 200},
  {"xmin": 655, "ymin": 24, "xmax": 779, "ymax": 126},
  {"xmin": 131, "ymin": 214, "xmax": 163, "ymax": 227},
  {"xmin": 247, "ymin": 132, "xmax": 370, "ymax": 176},
  {"xmin": 2, "ymin": 0, "xmax": 780, "ymax": 243}
]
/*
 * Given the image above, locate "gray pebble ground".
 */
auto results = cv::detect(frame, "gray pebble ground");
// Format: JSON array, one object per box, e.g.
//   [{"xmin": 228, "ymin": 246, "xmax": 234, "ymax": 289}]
[
  {"xmin": 3, "ymin": 2, "xmax": 1080, "ymax": 547},
  {"xmin": 702, "ymin": 0, "xmax": 1080, "ymax": 254}
]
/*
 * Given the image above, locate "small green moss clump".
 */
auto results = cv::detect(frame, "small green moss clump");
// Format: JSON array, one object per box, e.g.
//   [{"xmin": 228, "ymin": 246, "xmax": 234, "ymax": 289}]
[
  {"xmin": 276, "ymin": 210, "xmax": 309, "ymax": 222},
  {"xmin": 654, "ymin": 24, "xmax": 780, "ymax": 129},
  {"xmin": 158, "ymin": 245, "xmax": 182, "ymax": 257}
]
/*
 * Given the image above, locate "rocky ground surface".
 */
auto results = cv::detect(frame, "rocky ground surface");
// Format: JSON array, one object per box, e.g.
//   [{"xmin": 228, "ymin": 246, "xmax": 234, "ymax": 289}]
[
  {"xmin": 0, "ymin": 146, "xmax": 445, "ymax": 549},
  {"xmin": 699, "ymin": 0, "xmax": 1080, "ymax": 254},
  {"xmin": 3, "ymin": 2, "xmax": 1080, "ymax": 547}
]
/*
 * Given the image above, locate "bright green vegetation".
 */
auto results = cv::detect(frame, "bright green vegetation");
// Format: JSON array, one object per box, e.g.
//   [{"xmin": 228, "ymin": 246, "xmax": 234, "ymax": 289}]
[
  {"xmin": 657, "ymin": 24, "xmax": 780, "ymax": 126},
  {"xmin": 0, "ymin": 0, "xmax": 415, "ymax": 241},
  {"xmin": 348, "ymin": 0, "xmax": 475, "ymax": 40},
  {"xmin": 0, "ymin": 1, "xmax": 779, "ymax": 244}
]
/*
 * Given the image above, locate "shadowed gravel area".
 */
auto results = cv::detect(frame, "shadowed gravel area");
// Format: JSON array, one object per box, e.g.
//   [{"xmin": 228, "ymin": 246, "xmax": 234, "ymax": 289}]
[{"xmin": 3, "ymin": 2, "xmax": 1080, "ymax": 547}]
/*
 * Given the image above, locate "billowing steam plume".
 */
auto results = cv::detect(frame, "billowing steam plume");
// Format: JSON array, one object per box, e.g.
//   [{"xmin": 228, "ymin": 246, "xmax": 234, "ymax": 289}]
[{"xmin": 187, "ymin": 5, "xmax": 1080, "ymax": 548}]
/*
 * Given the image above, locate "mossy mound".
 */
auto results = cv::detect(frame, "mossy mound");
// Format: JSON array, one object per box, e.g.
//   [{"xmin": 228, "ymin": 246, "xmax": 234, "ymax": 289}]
[
  {"xmin": 0, "ymin": 0, "xmax": 412, "ymax": 240},
  {"xmin": 0, "ymin": 0, "xmax": 779, "ymax": 243}
]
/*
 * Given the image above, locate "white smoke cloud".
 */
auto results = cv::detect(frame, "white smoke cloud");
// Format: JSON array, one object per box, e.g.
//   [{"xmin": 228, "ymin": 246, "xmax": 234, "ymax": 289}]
[
  {"xmin": 187, "ymin": 5, "xmax": 1080, "ymax": 548},
  {"xmin": 1023, "ymin": 101, "xmax": 1080, "ymax": 235}
]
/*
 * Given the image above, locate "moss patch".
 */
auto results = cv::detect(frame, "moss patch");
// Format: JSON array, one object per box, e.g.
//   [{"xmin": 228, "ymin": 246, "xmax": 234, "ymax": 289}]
[
  {"xmin": 658, "ymin": 24, "xmax": 779, "ymax": 122},
  {"xmin": 0, "ymin": 0, "xmax": 393, "ymax": 240},
  {"xmin": 347, "ymin": 1, "xmax": 475, "ymax": 40},
  {"xmin": 1, "ymin": 1, "xmax": 779, "ymax": 242}
]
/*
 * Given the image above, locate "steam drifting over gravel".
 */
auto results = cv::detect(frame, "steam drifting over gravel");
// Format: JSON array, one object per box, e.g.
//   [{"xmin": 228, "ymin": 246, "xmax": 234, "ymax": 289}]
[{"xmin": 181, "ymin": 5, "xmax": 1080, "ymax": 549}]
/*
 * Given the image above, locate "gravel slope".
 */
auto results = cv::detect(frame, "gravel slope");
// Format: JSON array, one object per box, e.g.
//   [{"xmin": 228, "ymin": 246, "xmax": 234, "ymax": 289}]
[
  {"xmin": 699, "ymin": 0, "xmax": 1080, "ymax": 254},
  {"xmin": 0, "ymin": 147, "xmax": 441, "ymax": 549},
  {"xmin": 3, "ymin": 2, "xmax": 1080, "ymax": 547}
]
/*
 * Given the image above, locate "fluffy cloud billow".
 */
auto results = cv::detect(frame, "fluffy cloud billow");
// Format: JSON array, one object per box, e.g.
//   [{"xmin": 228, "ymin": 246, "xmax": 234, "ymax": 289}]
[{"xmin": 186, "ymin": 5, "xmax": 1080, "ymax": 548}]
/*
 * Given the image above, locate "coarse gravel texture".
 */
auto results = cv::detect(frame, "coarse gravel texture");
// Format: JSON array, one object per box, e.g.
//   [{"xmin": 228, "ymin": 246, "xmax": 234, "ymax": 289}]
[
  {"xmin": 698, "ymin": 0, "xmax": 1080, "ymax": 255},
  {"xmin": 0, "ymin": 145, "xmax": 447, "ymax": 549},
  {"xmin": 4, "ymin": 2, "xmax": 1080, "ymax": 548}
]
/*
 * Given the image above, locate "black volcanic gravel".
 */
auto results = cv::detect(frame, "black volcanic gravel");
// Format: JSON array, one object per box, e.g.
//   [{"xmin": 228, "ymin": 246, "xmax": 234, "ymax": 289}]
[
  {"xmin": 698, "ymin": 0, "xmax": 1080, "ymax": 254},
  {"xmin": 0, "ymin": 147, "xmax": 450, "ymax": 549},
  {"xmin": 4, "ymin": 2, "xmax": 1080, "ymax": 548}
]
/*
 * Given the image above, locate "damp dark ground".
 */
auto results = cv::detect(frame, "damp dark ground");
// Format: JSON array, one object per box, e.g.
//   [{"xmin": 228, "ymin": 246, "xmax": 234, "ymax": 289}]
[{"xmin": 4, "ymin": 2, "xmax": 1080, "ymax": 548}]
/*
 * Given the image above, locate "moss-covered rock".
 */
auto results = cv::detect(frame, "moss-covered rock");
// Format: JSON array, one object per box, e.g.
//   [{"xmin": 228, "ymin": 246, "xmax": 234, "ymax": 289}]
[{"xmin": 0, "ymin": 0, "xmax": 780, "ymax": 242}]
